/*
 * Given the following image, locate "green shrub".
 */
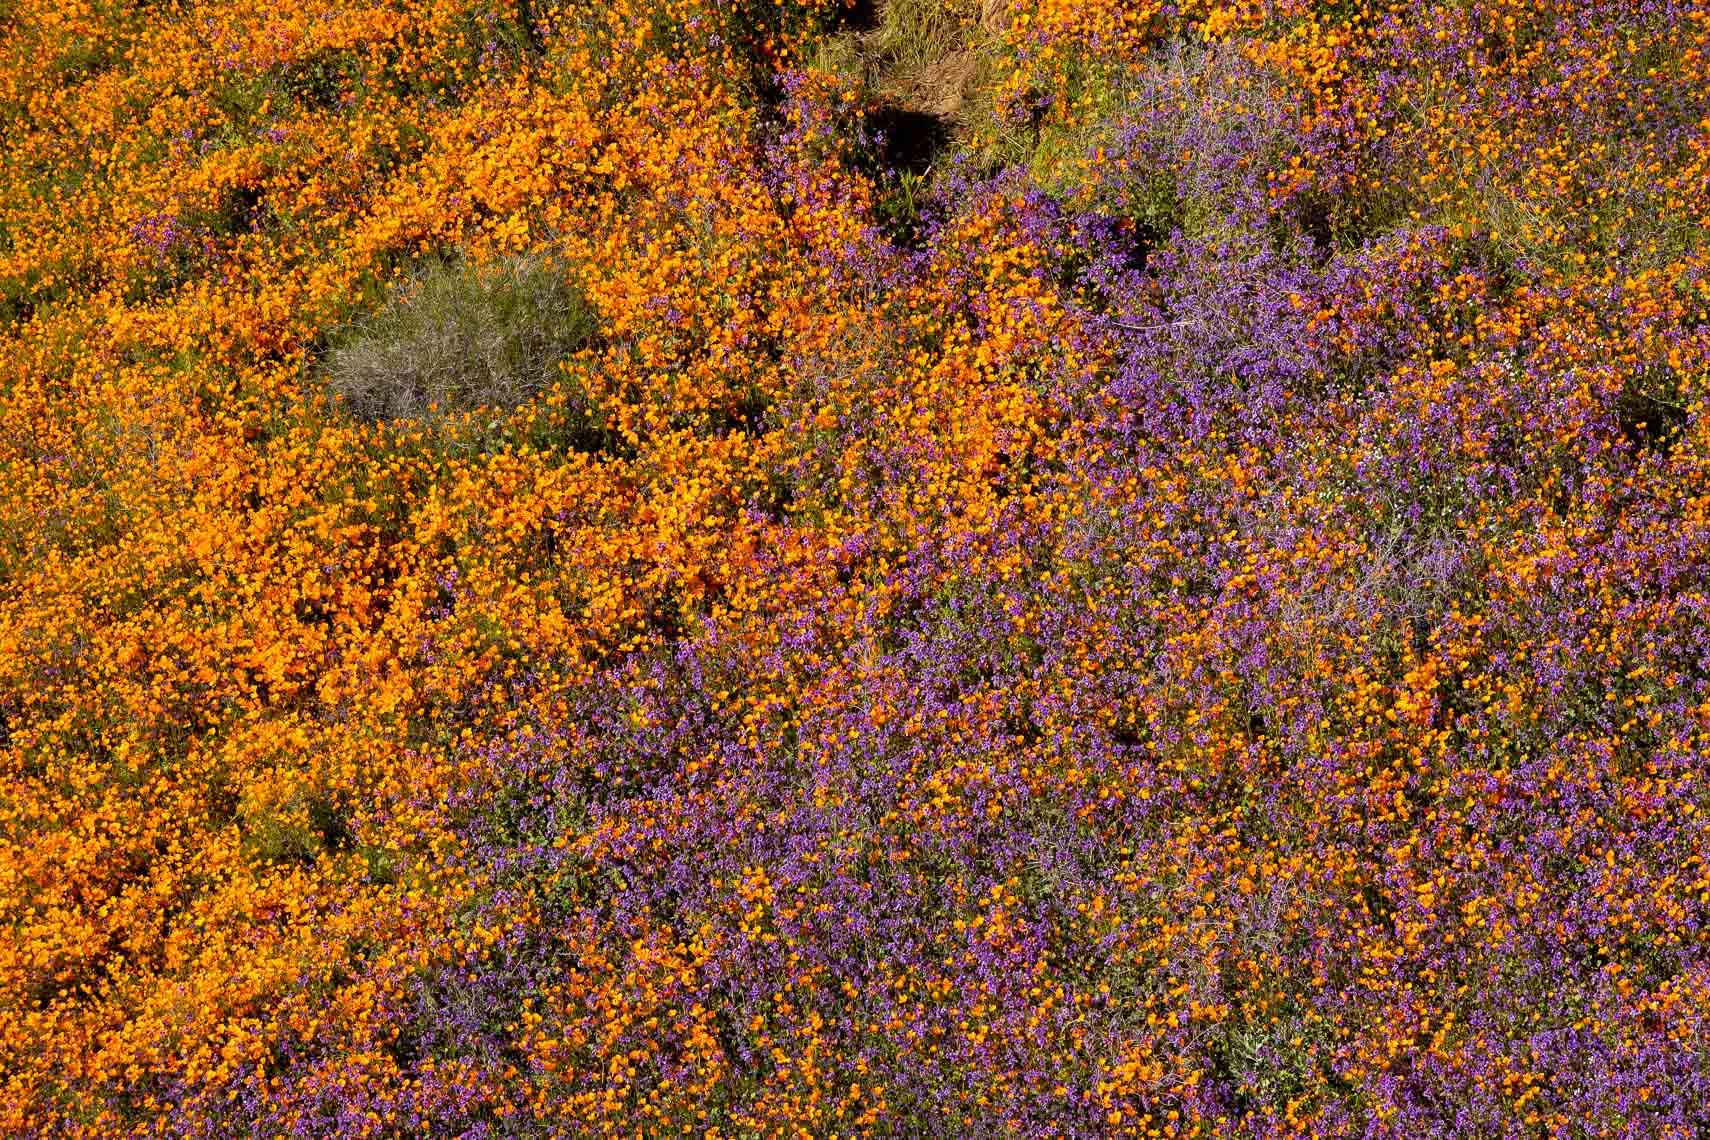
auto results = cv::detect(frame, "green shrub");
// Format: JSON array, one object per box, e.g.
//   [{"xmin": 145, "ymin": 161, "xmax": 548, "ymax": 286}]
[
  {"xmin": 321, "ymin": 250, "xmax": 600, "ymax": 429},
  {"xmin": 1073, "ymin": 40, "xmax": 1296, "ymax": 240}
]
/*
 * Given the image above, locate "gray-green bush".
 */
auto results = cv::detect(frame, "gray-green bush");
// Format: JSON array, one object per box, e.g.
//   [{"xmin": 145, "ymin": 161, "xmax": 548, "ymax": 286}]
[{"xmin": 321, "ymin": 250, "xmax": 600, "ymax": 428}]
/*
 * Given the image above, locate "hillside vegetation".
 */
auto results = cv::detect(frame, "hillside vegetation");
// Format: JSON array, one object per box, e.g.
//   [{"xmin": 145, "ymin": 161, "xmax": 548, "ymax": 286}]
[{"xmin": 3, "ymin": 0, "xmax": 1710, "ymax": 1135}]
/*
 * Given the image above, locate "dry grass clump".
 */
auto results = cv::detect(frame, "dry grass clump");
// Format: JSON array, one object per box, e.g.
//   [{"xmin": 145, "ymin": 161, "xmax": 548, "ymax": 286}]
[
  {"xmin": 817, "ymin": 0, "xmax": 997, "ymax": 125},
  {"xmin": 322, "ymin": 250, "xmax": 599, "ymax": 427}
]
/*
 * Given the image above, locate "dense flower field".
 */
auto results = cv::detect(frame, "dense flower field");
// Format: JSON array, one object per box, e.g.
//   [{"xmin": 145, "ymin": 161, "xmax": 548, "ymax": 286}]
[{"xmin": 3, "ymin": 0, "xmax": 1710, "ymax": 1134}]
